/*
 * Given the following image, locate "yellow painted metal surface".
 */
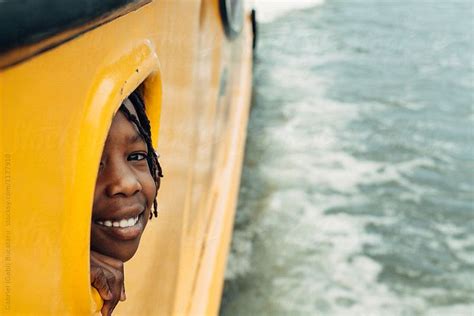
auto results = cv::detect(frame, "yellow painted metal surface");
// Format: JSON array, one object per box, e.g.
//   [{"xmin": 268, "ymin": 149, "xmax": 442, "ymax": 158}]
[{"xmin": 0, "ymin": 0, "xmax": 252, "ymax": 315}]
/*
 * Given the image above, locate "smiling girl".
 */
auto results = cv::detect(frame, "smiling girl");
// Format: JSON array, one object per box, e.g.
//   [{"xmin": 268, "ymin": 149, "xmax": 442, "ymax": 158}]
[{"xmin": 90, "ymin": 91, "xmax": 162, "ymax": 315}]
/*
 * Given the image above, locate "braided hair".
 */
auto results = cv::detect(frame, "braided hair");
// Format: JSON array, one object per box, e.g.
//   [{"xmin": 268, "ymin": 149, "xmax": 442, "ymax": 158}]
[{"xmin": 119, "ymin": 91, "xmax": 163, "ymax": 219}]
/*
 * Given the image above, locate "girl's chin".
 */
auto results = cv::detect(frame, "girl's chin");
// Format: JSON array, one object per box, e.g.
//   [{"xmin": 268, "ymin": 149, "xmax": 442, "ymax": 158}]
[
  {"xmin": 90, "ymin": 211, "xmax": 150, "ymax": 261},
  {"xmin": 92, "ymin": 241, "xmax": 140, "ymax": 262}
]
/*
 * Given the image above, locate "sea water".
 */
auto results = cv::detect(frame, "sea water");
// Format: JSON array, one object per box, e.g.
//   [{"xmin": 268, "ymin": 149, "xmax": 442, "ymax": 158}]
[{"xmin": 221, "ymin": 0, "xmax": 474, "ymax": 315}]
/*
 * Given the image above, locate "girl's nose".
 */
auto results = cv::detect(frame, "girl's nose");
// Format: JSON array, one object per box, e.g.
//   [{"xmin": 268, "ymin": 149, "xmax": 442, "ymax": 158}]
[{"xmin": 104, "ymin": 162, "xmax": 142, "ymax": 197}]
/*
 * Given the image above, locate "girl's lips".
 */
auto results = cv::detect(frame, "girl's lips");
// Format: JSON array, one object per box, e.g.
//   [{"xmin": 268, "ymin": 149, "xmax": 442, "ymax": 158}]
[{"xmin": 95, "ymin": 212, "xmax": 145, "ymax": 241}]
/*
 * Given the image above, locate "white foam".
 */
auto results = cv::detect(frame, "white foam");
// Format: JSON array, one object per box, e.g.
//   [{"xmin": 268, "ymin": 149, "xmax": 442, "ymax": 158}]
[
  {"xmin": 224, "ymin": 230, "xmax": 254, "ymax": 278},
  {"xmin": 246, "ymin": 0, "xmax": 326, "ymax": 23},
  {"xmin": 427, "ymin": 304, "xmax": 474, "ymax": 316},
  {"xmin": 228, "ymin": 186, "xmax": 413, "ymax": 314}
]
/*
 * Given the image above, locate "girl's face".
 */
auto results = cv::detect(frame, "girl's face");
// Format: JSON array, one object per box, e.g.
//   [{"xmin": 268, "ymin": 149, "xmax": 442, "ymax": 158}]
[{"xmin": 91, "ymin": 100, "xmax": 157, "ymax": 262}]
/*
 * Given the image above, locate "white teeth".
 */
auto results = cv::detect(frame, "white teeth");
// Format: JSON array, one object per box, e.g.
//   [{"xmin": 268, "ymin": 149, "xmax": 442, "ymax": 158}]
[{"xmin": 98, "ymin": 215, "xmax": 140, "ymax": 228}]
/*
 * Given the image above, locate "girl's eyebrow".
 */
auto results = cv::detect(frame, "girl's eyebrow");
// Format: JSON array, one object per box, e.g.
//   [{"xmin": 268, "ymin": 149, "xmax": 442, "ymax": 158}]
[{"xmin": 126, "ymin": 132, "xmax": 145, "ymax": 145}]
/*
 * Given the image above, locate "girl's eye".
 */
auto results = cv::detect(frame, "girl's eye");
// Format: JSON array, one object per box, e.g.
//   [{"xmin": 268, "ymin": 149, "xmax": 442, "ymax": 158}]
[{"xmin": 128, "ymin": 152, "xmax": 147, "ymax": 161}]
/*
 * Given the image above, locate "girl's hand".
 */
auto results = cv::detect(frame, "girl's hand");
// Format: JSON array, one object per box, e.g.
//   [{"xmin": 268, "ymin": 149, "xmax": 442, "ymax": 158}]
[{"xmin": 90, "ymin": 250, "xmax": 126, "ymax": 316}]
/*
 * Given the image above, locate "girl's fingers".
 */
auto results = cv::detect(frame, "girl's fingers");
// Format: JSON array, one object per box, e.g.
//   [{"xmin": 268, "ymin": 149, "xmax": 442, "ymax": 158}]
[
  {"xmin": 120, "ymin": 284, "xmax": 126, "ymax": 302},
  {"xmin": 91, "ymin": 267, "xmax": 113, "ymax": 301},
  {"xmin": 101, "ymin": 300, "xmax": 114, "ymax": 316},
  {"xmin": 90, "ymin": 251, "xmax": 125, "ymax": 315}
]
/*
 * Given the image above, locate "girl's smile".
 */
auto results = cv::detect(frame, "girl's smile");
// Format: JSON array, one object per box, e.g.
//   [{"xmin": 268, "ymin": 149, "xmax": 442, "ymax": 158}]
[{"xmin": 93, "ymin": 205, "xmax": 146, "ymax": 240}]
